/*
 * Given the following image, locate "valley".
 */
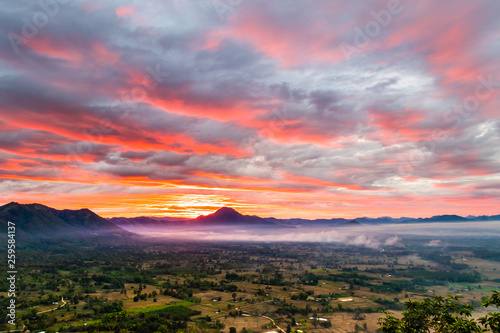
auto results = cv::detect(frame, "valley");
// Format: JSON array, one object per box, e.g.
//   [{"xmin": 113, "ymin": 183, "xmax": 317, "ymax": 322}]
[{"xmin": 1, "ymin": 237, "xmax": 500, "ymax": 332}]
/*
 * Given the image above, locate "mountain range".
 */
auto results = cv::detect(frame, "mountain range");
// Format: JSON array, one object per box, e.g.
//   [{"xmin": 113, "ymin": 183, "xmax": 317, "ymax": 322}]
[
  {"xmin": 1, "ymin": 202, "xmax": 500, "ymax": 239},
  {"xmin": 106, "ymin": 207, "xmax": 500, "ymax": 229},
  {"xmin": 0, "ymin": 202, "xmax": 132, "ymax": 240}
]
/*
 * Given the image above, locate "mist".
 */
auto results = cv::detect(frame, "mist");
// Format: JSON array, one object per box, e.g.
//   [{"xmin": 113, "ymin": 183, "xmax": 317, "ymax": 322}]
[{"xmin": 117, "ymin": 221, "xmax": 500, "ymax": 249}]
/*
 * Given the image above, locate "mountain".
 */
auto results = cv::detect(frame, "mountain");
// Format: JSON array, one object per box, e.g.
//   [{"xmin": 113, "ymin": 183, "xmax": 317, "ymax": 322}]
[
  {"xmin": 6, "ymin": 202, "xmax": 498, "ymax": 237},
  {"xmin": 341, "ymin": 219, "xmax": 362, "ymax": 226},
  {"xmin": 107, "ymin": 207, "xmax": 500, "ymax": 228},
  {"xmin": 354, "ymin": 216, "xmax": 413, "ymax": 224},
  {"xmin": 400, "ymin": 214, "xmax": 470, "ymax": 224},
  {"xmin": 149, "ymin": 216, "xmax": 191, "ymax": 223},
  {"xmin": 0, "ymin": 202, "xmax": 132, "ymax": 240},
  {"xmin": 426, "ymin": 215, "xmax": 468, "ymax": 222},
  {"xmin": 469, "ymin": 214, "xmax": 500, "ymax": 221},
  {"xmin": 108, "ymin": 216, "xmax": 177, "ymax": 229},
  {"xmin": 192, "ymin": 207, "xmax": 276, "ymax": 225}
]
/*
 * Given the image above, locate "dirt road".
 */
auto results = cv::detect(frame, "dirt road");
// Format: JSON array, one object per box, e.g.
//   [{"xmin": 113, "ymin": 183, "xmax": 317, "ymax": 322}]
[
  {"xmin": 37, "ymin": 297, "xmax": 67, "ymax": 314},
  {"xmin": 262, "ymin": 315, "xmax": 286, "ymax": 333}
]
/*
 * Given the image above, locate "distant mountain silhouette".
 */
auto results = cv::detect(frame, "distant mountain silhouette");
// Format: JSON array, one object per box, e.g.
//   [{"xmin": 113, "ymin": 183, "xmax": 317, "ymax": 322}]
[
  {"xmin": 341, "ymin": 219, "xmax": 362, "ymax": 226},
  {"xmin": 426, "ymin": 214, "xmax": 468, "ymax": 222},
  {"xmin": 353, "ymin": 216, "xmax": 412, "ymax": 224},
  {"xmin": 469, "ymin": 214, "xmax": 500, "ymax": 221},
  {"xmin": 399, "ymin": 214, "xmax": 470, "ymax": 224},
  {"xmin": 3, "ymin": 203, "xmax": 499, "ymax": 237},
  {"xmin": 108, "ymin": 207, "xmax": 500, "ymax": 228},
  {"xmin": 193, "ymin": 207, "xmax": 276, "ymax": 225},
  {"xmin": 108, "ymin": 216, "xmax": 177, "ymax": 229},
  {"xmin": 0, "ymin": 202, "xmax": 132, "ymax": 240}
]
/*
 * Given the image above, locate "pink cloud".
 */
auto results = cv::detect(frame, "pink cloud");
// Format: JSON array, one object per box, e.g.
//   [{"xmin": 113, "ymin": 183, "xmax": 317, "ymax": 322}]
[{"xmin": 116, "ymin": 7, "xmax": 136, "ymax": 17}]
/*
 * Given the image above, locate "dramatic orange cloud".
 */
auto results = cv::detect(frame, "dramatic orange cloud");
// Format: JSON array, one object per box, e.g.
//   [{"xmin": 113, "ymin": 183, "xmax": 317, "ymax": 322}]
[{"xmin": 1, "ymin": 0, "xmax": 499, "ymax": 219}]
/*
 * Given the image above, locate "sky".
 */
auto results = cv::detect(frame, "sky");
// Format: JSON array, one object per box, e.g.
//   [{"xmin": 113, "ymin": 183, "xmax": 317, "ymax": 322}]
[{"xmin": 1, "ymin": 0, "xmax": 500, "ymax": 219}]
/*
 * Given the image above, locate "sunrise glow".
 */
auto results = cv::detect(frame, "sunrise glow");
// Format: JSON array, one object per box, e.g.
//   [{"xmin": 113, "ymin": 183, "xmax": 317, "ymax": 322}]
[{"xmin": 1, "ymin": 1, "xmax": 500, "ymax": 219}]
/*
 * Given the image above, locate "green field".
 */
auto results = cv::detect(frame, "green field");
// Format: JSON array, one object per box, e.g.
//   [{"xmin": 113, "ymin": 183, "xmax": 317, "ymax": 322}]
[{"xmin": 1, "ymin": 236, "xmax": 500, "ymax": 332}]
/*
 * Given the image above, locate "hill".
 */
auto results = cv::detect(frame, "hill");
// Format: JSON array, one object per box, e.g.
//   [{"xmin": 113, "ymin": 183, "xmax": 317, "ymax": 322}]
[
  {"xmin": 0, "ymin": 202, "xmax": 133, "ymax": 240},
  {"xmin": 107, "ymin": 207, "xmax": 500, "ymax": 228},
  {"xmin": 400, "ymin": 214, "xmax": 470, "ymax": 224},
  {"xmin": 192, "ymin": 207, "xmax": 276, "ymax": 225},
  {"xmin": 342, "ymin": 219, "xmax": 362, "ymax": 226},
  {"xmin": 108, "ymin": 216, "xmax": 171, "ymax": 228}
]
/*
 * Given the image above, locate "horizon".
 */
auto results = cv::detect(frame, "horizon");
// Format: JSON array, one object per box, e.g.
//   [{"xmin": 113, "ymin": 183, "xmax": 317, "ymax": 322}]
[
  {"xmin": 1, "ymin": 1, "xmax": 500, "ymax": 219},
  {"xmin": 2, "ymin": 201, "xmax": 500, "ymax": 221}
]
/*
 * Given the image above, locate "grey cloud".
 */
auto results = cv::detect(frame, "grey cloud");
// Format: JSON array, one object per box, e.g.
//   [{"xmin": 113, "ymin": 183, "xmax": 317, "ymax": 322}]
[
  {"xmin": 149, "ymin": 151, "xmax": 190, "ymax": 166},
  {"xmin": 120, "ymin": 150, "xmax": 156, "ymax": 160}
]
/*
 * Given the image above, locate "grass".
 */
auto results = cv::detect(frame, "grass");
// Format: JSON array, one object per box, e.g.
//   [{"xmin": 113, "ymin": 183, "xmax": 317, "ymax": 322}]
[
  {"xmin": 126, "ymin": 301, "xmax": 194, "ymax": 313},
  {"xmin": 15, "ymin": 241, "xmax": 500, "ymax": 333}
]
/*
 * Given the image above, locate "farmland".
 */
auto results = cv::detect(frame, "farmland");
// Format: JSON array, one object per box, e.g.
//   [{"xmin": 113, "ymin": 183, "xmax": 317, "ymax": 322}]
[{"xmin": 1, "ymin": 236, "xmax": 499, "ymax": 332}]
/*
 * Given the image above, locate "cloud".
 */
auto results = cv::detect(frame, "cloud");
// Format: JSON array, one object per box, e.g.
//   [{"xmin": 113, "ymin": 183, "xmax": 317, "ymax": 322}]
[
  {"xmin": 116, "ymin": 7, "xmax": 135, "ymax": 17},
  {"xmin": 347, "ymin": 235, "xmax": 381, "ymax": 249},
  {"xmin": 1, "ymin": 0, "xmax": 499, "ymax": 218},
  {"xmin": 426, "ymin": 240, "xmax": 444, "ymax": 247},
  {"xmin": 122, "ymin": 222, "xmax": 500, "ymax": 249},
  {"xmin": 384, "ymin": 236, "xmax": 401, "ymax": 246}
]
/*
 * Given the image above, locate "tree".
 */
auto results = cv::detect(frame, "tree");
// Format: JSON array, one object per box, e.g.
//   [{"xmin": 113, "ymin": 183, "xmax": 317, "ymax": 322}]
[
  {"xmin": 286, "ymin": 324, "xmax": 292, "ymax": 333},
  {"xmin": 479, "ymin": 291, "xmax": 500, "ymax": 332},
  {"xmin": 353, "ymin": 308, "xmax": 365, "ymax": 320},
  {"xmin": 102, "ymin": 310, "xmax": 127, "ymax": 332},
  {"xmin": 29, "ymin": 308, "xmax": 39, "ymax": 318},
  {"xmin": 229, "ymin": 327, "xmax": 237, "ymax": 333},
  {"xmin": 378, "ymin": 290, "xmax": 500, "ymax": 333}
]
